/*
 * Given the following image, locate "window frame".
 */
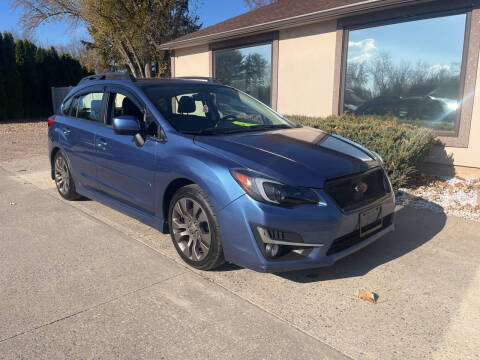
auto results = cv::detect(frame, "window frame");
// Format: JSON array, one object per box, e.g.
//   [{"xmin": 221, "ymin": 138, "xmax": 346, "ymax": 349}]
[
  {"xmin": 210, "ymin": 31, "xmax": 279, "ymax": 110},
  {"xmin": 336, "ymin": 3, "xmax": 479, "ymax": 148},
  {"xmin": 62, "ymin": 85, "xmax": 108, "ymax": 124}
]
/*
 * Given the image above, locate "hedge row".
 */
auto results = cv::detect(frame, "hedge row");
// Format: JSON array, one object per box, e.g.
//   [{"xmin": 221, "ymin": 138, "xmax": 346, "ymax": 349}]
[
  {"xmin": 288, "ymin": 114, "xmax": 437, "ymax": 188},
  {"xmin": 0, "ymin": 32, "xmax": 92, "ymax": 121}
]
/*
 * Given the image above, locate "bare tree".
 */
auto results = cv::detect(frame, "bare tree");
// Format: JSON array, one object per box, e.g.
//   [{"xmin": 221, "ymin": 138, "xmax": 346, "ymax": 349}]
[
  {"xmin": 346, "ymin": 50, "xmax": 462, "ymax": 102},
  {"xmin": 56, "ymin": 39, "xmax": 108, "ymax": 73},
  {"xmin": 13, "ymin": 0, "xmax": 201, "ymax": 77},
  {"xmin": 369, "ymin": 51, "xmax": 394, "ymax": 97},
  {"xmin": 243, "ymin": 0, "xmax": 277, "ymax": 10}
]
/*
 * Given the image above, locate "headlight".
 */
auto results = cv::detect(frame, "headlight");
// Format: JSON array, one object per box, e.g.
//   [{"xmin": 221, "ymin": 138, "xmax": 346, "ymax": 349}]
[
  {"xmin": 230, "ymin": 169, "xmax": 326, "ymax": 207},
  {"xmin": 371, "ymin": 151, "xmax": 384, "ymax": 166}
]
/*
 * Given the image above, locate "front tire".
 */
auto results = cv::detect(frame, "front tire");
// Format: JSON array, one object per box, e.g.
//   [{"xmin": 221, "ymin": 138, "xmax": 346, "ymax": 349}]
[
  {"xmin": 168, "ymin": 184, "xmax": 225, "ymax": 270},
  {"xmin": 54, "ymin": 151, "xmax": 80, "ymax": 200}
]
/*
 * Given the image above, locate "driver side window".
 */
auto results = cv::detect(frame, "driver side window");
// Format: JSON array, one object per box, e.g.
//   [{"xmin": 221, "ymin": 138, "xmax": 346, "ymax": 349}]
[{"xmin": 108, "ymin": 92, "xmax": 158, "ymax": 138}]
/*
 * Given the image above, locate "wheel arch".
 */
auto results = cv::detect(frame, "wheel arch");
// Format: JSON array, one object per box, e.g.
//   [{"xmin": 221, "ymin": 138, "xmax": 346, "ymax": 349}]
[
  {"xmin": 50, "ymin": 146, "xmax": 61, "ymax": 180},
  {"xmin": 162, "ymin": 178, "xmax": 195, "ymax": 233}
]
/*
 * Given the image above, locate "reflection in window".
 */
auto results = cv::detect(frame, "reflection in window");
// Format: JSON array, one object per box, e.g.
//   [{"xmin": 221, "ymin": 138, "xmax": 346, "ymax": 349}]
[
  {"xmin": 344, "ymin": 14, "xmax": 466, "ymax": 131},
  {"xmin": 214, "ymin": 44, "xmax": 272, "ymax": 106}
]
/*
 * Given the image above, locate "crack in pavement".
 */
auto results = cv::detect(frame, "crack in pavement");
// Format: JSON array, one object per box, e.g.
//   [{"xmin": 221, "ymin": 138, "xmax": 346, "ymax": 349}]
[{"xmin": 0, "ymin": 272, "xmax": 185, "ymax": 344}]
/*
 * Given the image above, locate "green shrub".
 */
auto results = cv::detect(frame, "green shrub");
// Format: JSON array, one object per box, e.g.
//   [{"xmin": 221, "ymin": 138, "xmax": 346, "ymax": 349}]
[{"xmin": 288, "ymin": 114, "xmax": 437, "ymax": 188}]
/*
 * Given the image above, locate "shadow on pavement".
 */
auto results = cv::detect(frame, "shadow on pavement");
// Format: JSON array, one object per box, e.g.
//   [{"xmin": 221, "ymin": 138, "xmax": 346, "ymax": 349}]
[
  {"xmin": 277, "ymin": 201, "xmax": 447, "ymax": 283},
  {"xmin": 212, "ymin": 263, "xmax": 242, "ymax": 272}
]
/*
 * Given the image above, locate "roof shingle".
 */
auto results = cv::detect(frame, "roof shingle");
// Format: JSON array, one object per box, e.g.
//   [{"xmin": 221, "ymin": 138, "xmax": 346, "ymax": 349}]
[{"xmin": 161, "ymin": 0, "xmax": 376, "ymax": 48}]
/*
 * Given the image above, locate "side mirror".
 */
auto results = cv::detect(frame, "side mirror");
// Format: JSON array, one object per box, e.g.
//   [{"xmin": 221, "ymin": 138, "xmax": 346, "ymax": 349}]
[{"xmin": 113, "ymin": 115, "xmax": 140, "ymax": 136}]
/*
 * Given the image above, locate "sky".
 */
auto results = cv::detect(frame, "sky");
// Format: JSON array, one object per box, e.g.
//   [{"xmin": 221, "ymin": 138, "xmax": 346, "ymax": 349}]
[
  {"xmin": 1, "ymin": 0, "xmax": 465, "ymax": 72},
  {"xmin": 0, "ymin": 0, "xmax": 250, "ymax": 46},
  {"xmin": 347, "ymin": 14, "xmax": 467, "ymax": 72}
]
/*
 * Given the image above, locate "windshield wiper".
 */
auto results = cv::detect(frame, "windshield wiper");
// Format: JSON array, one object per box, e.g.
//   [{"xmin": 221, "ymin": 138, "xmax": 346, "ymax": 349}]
[
  {"xmin": 181, "ymin": 124, "xmax": 293, "ymax": 136},
  {"xmin": 180, "ymin": 128, "xmax": 220, "ymax": 135},
  {"xmin": 224, "ymin": 124, "xmax": 293, "ymax": 133}
]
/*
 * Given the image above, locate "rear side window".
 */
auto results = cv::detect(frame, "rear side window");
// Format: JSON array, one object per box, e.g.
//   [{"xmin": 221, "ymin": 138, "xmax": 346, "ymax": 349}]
[
  {"xmin": 61, "ymin": 96, "xmax": 80, "ymax": 117},
  {"xmin": 61, "ymin": 96, "xmax": 74, "ymax": 116},
  {"xmin": 77, "ymin": 92, "xmax": 105, "ymax": 122}
]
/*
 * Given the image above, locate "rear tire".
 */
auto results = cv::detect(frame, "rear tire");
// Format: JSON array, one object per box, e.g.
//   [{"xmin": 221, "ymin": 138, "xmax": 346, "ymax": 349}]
[
  {"xmin": 168, "ymin": 184, "xmax": 225, "ymax": 270},
  {"xmin": 54, "ymin": 151, "xmax": 80, "ymax": 201}
]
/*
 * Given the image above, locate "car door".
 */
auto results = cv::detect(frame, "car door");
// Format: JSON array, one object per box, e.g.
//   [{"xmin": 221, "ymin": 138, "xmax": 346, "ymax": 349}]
[
  {"xmin": 60, "ymin": 86, "xmax": 107, "ymax": 190},
  {"xmin": 93, "ymin": 86, "xmax": 158, "ymax": 214}
]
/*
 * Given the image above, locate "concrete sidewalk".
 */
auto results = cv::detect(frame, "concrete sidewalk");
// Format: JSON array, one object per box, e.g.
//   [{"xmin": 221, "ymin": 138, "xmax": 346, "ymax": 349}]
[
  {"xmin": 0, "ymin": 164, "xmax": 346, "ymax": 360},
  {"xmin": 1, "ymin": 155, "xmax": 479, "ymax": 359}
]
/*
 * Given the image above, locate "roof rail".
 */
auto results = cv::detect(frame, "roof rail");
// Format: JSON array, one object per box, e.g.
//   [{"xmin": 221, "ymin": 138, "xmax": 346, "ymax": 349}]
[
  {"xmin": 78, "ymin": 72, "xmax": 136, "ymax": 85},
  {"xmin": 175, "ymin": 76, "xmax": 222, "ymax": 84}
]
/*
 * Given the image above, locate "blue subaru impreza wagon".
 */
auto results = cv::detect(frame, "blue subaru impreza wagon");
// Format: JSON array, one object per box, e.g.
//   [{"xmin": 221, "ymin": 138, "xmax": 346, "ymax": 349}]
[{"xmin": 48, "ymin": 73, "xmax": 395, "ymax": 272}]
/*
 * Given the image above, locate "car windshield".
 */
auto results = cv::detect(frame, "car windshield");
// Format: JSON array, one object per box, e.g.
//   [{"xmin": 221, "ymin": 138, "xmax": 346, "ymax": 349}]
[{"xmin": 143, "ymin": 84, "xmax": 298, "ymax": 134}]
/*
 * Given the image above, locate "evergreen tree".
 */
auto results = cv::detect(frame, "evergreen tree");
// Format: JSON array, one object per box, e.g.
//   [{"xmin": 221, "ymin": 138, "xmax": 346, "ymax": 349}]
[
  {"xmin": 24, "ymin": 40, "xmax": 40, "ymax": 117},
  {"xmin": 0, "ymin": 34, "xmax": 7, "ymax": 120},
  {"xmin": 16, "ymin": 39, "xmax": 42, "ymax": 118},
  {"xmin": 2, "ymin": 33, "xmax": 22, "ymax": 118},
  {"xmin": 0, "ymin": 32, "xmax": 91, "ymax": 120}
]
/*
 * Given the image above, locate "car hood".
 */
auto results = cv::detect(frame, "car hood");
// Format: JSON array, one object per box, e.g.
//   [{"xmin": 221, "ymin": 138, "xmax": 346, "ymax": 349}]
[{"xmin": 193, "ymin": 127, "xmax": 379, "ymax": 188}]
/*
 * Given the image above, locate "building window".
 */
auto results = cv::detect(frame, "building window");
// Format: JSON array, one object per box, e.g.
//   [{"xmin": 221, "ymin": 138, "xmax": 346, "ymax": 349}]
[
  {"xmin": 343, "ymin": 13, "xmax": 467, "ymax": 132},
  {"xmin": 214, "ymin": 43, "xmax": 272, "ymax": 106}
]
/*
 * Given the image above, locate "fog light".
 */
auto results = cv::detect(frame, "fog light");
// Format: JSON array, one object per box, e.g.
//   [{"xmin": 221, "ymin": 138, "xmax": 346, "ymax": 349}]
[{"xmin": 265, "ymin": 243, "xmax": 281, "ymax": 258}]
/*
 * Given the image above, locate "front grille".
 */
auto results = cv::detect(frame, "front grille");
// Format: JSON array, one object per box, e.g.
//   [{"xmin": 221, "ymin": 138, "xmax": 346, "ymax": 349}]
[
  {"xmin": 326, "ymin": 214, "xmax": 393, "ymax": 256},
  {"xmin": 324, "ymin": 168, "xmax": 389, "ymax": 212}
]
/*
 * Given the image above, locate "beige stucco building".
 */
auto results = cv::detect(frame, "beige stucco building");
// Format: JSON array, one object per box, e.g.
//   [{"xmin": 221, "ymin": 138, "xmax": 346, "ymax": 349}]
[{"xmin": 160, "ymin": 0, "xmax": 480, "ymax": 176}]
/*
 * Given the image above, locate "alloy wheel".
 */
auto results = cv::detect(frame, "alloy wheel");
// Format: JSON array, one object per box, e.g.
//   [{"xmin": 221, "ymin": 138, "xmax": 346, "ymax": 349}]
[
  {"xmin": 54, "ymin": 155, "xmax": 70, "ymax": 195},
  {"xmin": 171, "ymin": 197, "xmax": 212, "ymax": 262}
]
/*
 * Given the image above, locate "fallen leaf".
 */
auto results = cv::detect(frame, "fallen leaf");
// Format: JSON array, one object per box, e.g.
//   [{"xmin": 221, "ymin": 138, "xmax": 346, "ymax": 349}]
[{"xmin": 358, "ymin": 289, "xmax": 378, "ymax": 304}]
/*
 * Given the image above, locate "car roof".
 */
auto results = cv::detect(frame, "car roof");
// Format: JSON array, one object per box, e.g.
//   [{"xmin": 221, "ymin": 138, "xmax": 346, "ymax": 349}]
[
  {"xmin": 77, "ymin": 72, "xmax": 222, "ymax": 88},
  {"xmin": 135, "ymin": 78, "xmax": 221, "ymax": 87}
]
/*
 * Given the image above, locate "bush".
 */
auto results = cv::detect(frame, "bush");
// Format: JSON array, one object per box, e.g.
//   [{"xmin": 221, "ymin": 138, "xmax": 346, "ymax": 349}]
[{"xmin": 288, "ymin": 114, "xmax": 437, "ymax": 188}]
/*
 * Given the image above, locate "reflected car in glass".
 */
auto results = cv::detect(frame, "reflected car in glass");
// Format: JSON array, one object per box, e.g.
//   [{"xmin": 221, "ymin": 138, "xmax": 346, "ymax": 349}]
[
  {"xmin": 352, "ymin": 95, "xmax": 458, "ymax": 129},
  {"xmin": 344, "ymin": 13, "xmax": 466, "ymax": 133},
  {"xmin": 48, "ymin": 74, "xmax": 395, "ymax": 273}
]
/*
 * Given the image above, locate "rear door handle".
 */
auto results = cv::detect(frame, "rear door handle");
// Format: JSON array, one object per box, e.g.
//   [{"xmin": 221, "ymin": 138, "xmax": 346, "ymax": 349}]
[
  {"xmin": 96, "ymin": 138, "xmax": 107, "ymax": 150},
  {"xmin": 62, "ymin": 128, "xmax": 71, "ymax": 136}
]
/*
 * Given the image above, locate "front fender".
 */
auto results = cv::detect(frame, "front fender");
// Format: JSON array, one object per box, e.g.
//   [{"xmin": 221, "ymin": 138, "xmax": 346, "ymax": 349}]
[{"xmin": 156, "ymin": 138, "xmax": 246, "ymax": 219}]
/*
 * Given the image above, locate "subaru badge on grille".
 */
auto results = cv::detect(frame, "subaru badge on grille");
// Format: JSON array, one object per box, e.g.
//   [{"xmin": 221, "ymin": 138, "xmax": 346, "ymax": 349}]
[{"xmin": 354, "ymin": 182, "xmax": 368, "ymax": 193}]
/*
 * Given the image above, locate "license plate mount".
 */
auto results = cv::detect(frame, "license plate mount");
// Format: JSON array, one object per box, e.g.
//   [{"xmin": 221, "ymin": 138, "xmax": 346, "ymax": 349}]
[{"xmin": 359, "ymin": 206, "xmax": 383, "ymax": 237}]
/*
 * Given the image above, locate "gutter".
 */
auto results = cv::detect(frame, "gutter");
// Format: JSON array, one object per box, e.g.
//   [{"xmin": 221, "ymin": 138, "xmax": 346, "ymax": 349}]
[{"xmin": 158, "ymin": 0, "xmax": 435, "ymax": 50}]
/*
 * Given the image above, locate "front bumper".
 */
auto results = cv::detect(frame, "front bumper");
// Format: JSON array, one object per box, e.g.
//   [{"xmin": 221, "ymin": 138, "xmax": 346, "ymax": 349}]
[{"xmin": 217, "ymin": 190, "xmax": 395, "ymax": 273}]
